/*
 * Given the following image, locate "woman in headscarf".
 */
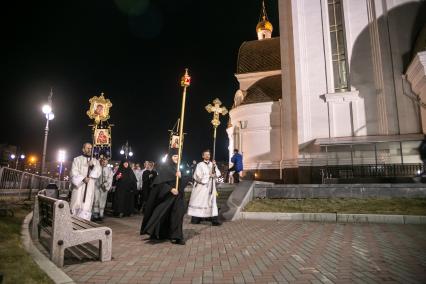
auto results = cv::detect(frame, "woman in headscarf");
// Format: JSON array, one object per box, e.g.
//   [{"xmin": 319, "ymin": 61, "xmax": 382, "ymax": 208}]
[
  {"xmin": 113, "ymin": 160, "xmax": 137, "ymax": 217},
  {"xmin": 140, "ymin": 148, "xmax": 189, "ymax": 245}
]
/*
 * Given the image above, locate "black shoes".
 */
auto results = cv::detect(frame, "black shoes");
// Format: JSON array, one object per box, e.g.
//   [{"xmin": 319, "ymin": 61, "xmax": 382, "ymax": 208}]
[
  {"xmin": 211, "ymin": 217, "xmax": 222, "ymax": 226},
  {"xmin": 191, "ymin": 217, "xmax": 201, "ymax": 224},
  {"xmin": 172, "ymin": 239, "xmax": 186, "ymax": 245}
]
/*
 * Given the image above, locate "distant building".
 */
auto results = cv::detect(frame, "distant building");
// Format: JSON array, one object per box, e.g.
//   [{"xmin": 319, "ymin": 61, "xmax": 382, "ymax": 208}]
[{"xmin": 0, "ymin": 144, "xmax": 17, "ymax": 167}]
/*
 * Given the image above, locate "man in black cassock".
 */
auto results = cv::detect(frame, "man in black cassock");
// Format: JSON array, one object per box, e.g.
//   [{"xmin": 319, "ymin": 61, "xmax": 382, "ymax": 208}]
[{"xmin": 140, "ymin": 148, "xmax": 189, "ymax": 245}]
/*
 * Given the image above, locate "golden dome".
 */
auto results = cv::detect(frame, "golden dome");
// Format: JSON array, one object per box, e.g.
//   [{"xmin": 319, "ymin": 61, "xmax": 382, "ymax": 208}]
[{"xmin": 256, "ymin": 16, "xmax": 273, "ymax": 33}]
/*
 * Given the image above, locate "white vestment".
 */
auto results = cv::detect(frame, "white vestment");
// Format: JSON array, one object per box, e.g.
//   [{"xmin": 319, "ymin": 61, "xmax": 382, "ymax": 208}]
[
  {"xmin": 70, "ymin": 155, "xmax": 101, "ymax": 220},
  {"xmin": 134, "ymin": 169, "xmax": 144, "ymax": 190},
  {"xmin": 188, "ymin": 161, "xmax": 221, "ymax": 218},
  {"xmin": 93, "ymin": 165, "xmax": 114, "ymax": 217}
]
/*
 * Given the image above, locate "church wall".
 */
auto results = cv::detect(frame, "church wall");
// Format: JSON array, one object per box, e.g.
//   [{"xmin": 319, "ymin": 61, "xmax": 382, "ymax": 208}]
[
  {"xmin": 293, "ymin": 0, "xmax": 331, "ymax": 144},
  {"xmin": 228, "ymin": 102, "xmax": 282, "ymax": 171},
  {"xmin": 384, "ymin": 0, "xmax": 423, "ymax": 134},
  {"xmin": 280, "ymin": 0, "xmax": 423, "ymax": 145}
]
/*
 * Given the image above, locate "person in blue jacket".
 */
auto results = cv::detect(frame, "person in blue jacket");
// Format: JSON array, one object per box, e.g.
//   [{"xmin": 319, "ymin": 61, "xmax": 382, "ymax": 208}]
[{"xmin": 229, "ymin": 149, "xmax": 243, "ymax": 183}]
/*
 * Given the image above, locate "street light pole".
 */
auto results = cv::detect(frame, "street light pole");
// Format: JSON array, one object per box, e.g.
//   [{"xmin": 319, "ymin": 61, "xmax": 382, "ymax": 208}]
[
  {"xmin": 41, "ymin": 88, "xmax": 54, "ymax": 176},
  {"xmin": 120, "ymin": 141, "xmax": 133, "ymax": 159},
  {"xmin": 41, "ymin": 119, "xmax": 50, "ymax": 175},
  {"xmin": 15, "ymin": 154, "xmax": 25, "ymax": 170}
]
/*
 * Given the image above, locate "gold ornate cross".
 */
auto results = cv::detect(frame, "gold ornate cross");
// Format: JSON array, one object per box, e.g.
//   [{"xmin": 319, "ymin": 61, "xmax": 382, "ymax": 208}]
[{"xmin": 205, "ymin": 98, "xmax": 228, "ymax": 128}]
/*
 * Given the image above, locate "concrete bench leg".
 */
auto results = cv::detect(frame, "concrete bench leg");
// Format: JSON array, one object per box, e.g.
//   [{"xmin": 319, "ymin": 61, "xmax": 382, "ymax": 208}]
[
  {"xmin": 51, "ymin": 244, "xmax": 65, "ymax": 268},
  {"xmin": 99, "ymin": 231, "xmax": 112, "ymax": 262},
  {"xmin": 32, "ymin": 197, "xmax": 40, "ymax": 241}
]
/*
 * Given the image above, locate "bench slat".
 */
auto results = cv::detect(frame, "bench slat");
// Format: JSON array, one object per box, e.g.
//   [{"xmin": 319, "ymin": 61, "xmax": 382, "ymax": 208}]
[
  {"xmin": 72, "ymin": 216, "xmax": 101, "ymax": 228},
  {"xmin": 38, "ymin": 194, "xmax": 57, "ymax": 204},
  {"xmin": 71, "ymin": 218, "xmax": 99, "ymax": 230},
  {"xmin": 75, "ymin": 243, "xmax": 99, "ymax": 259},
  {"xmin": 66, "ymin": 246, "xmax": 87, "ymax": 261},
  {"xmin": 67, "ymin": 244, "xmax": 98, "ymax": 260},
  {"xmin": 40, "ymin": 225, "xmax": 52, "ymax": 235}
]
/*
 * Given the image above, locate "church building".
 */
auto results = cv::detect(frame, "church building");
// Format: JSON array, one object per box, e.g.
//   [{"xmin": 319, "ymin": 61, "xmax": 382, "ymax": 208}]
[{"xmin": 227, "ymin": 0, "xmax": 426, "ymax": 183}]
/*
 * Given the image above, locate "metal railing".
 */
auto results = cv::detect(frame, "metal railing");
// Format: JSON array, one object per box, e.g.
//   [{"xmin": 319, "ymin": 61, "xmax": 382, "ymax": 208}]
[
  {"xmin": 0, "ymin": 166, "xmax": 70, "ymax": 199},
  {"xmin": 320, "ymin": 163, "xmax": 423, "ymax": 183}
]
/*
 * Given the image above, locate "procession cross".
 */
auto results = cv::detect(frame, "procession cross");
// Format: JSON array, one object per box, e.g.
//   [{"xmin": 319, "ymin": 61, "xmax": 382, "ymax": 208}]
[
  {"xmin": 205, "ymin": 98, "xmax": 228, "ymax": 160},
  {"xmin": 205, "ymin": 98, "xmax": 228, "ymax": 195}
]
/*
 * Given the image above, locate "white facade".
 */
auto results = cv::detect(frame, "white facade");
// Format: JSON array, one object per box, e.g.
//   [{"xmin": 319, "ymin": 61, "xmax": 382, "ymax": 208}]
[
  {"xmin": 228, "ymin": 0, "xmax": 425, "ymax": 179},
  {"xmin": 406, "ymin": 51, "xmax": 426, "ymax": 133},
  {"xmin": 228, "ymin": 101, "xmax": 282, "ymax": 170},
  {"xmin": 282, "ymin": 0, "xmax": 422, "ymax": 146}
]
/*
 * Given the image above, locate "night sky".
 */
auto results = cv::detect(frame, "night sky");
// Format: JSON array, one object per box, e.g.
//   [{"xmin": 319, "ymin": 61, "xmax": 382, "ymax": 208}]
[{"xmin": 0, "ymin": 0, "xmax": 279, "ymax": 164}]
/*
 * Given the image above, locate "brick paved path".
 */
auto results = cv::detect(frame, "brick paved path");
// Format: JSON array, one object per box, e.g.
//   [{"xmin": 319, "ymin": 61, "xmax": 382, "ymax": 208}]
[{"xmin": 62, "ymin": 216, "xmax": 426, "ymax": 283}]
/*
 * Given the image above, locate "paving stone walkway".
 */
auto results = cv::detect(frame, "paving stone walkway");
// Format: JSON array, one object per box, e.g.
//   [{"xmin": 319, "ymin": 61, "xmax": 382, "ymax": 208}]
[{"xmin": 62, "ymin": 215, "xmax": 426, "ymax": 283}]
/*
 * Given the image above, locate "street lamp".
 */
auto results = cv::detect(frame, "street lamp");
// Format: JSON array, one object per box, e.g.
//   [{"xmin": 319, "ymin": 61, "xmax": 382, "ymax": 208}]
[
  {"xmin": 58, "ymin": 150, "xmax": 66, "ymax": 180},
  {"xmin": 120, "ymin": 141, "xmax": 133, "ymax": 159},
  {"xmin": 41, "ymin": 89, "xmax": 54, "ymax": 176},
  {"xmin": 10, "ymin": 153, "xmax": 25, "ymax": 169}
]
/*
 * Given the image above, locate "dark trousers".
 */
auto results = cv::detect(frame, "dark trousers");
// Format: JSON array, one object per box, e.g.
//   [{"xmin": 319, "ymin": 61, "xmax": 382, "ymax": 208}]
[
  {"xmin": 191, "ymin": 216, "xmax": 220, "ymax": 224},
  {"xmin": 227, "ymin": 166, "xmax": 240, "ymax": 183},
  {"xmin": 135, "ymin": 190, "xmax": 143, "ymax": 211}
]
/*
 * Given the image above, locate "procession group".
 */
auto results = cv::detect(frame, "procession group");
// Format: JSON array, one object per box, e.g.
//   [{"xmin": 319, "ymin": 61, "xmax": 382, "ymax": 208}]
[{"xmin": 69, "ymin": 143, "xmax": 243, "ymax": 245}]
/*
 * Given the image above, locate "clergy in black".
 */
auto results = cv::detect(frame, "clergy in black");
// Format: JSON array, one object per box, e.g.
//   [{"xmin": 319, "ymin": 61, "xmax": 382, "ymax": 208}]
[
  {"xmin": 140, "ymin": 148, "xmax": 189, "ymax": 245},
  {"xmin": 113, "ymin": 160, "xmax": 137, "ymax": 217}
]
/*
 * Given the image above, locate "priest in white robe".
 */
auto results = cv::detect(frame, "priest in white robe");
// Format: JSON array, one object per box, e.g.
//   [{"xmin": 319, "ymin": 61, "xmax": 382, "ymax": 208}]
[
  {"xmin": 93, "ymin": 158, "xmax": 113, "ymax": 221},
  {"xmin": 187, "ymin": 149, "xmax": 221, "ymax": 226},
  {"xmin": 70, "ymin": 143, "xmax": 101, "ymax": 220}
]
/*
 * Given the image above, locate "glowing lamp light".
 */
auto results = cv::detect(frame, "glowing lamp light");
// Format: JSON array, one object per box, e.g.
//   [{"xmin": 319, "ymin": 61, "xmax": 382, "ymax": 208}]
[
  {"xmin": 161, "ymin": 154, "xmax": 168, "ymax": 163},
  {"xmin": 179, "ymin": 165, "xmax": 184, "ymax": 169},
  {"xmin": 58, "ymin": 150, "xmax": 66, "ymax": 163},
  {"xmin": 129, "ymin": 151, "xmax": 134, "ymax": 157},
  {"xmin": 46, "ymin": 112, "xmax": 55, "ymax": 120},
  {"xmin": 186, "ymin": 170, "xmax": 190, "ymax": 174},
  {"xmin": 120, "ymin": 149, "xmax": 125, "ymax": 155},
  {"xmin": 20, "ymin": 154, "xmax": 25, "ymax": 159},
  {"xmin": 10, "ymin": 154, "xmax": 16, "ymax": 159},
  {"xmin": 42, "ymin": 105, "xmax": 52, "ymax": 114}
]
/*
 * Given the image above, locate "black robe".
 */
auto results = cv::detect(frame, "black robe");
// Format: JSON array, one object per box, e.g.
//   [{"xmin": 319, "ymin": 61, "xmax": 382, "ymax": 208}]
[
  {"xmin": 113, "ymin": 165, "xmax": 137, "ymax": 216},
  {"xmin": 140, "ymin": 161, "xmax": 188, "ymax": 240},
  {"xmin": 142, "ymin": 169, "xmax": 158, "ymax": 204}
]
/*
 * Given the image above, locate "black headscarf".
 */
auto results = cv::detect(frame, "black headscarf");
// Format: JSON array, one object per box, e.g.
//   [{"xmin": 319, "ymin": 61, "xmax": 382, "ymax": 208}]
[
  {"xmin": 153, "ymin": 148, "xmax": 178, "ymax": 185},
  {"xmin": 115, "ymin": 160, "xmax": 136, "ymax": 182}
]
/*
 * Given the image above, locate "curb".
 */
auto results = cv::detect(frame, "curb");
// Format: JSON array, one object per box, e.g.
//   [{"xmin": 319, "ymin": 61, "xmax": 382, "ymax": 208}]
[
  {"xmin": 240, "ymin": 212, "xmax": 426, "ymax": 224},
  {"xmin": 21, "ymin": 212, "xmax": 75, "ymax": 284}
]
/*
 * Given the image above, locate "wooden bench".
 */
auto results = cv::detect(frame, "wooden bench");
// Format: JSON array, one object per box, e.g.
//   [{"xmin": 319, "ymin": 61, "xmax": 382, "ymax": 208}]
[{"xmin": 32, "ymin": 190, "xmax": 112, "ymax": 267}]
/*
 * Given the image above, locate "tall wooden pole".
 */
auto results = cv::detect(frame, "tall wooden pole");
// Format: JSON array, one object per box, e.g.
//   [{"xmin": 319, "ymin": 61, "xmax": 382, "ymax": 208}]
[{"xmin": 175, "ymin": 69, "xmax": 191, "ymax": 191}]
